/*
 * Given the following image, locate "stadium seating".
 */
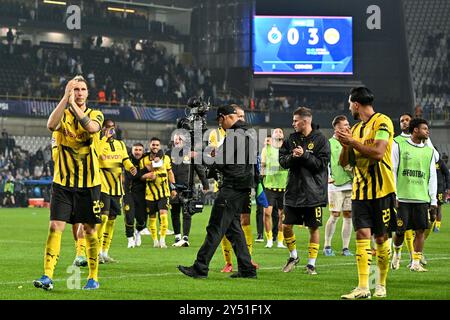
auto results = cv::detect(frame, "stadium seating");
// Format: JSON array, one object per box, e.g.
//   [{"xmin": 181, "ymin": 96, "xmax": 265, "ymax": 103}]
[{"xmin": 403, "ymin": 0, "xmax": 450, "ymax": 119}]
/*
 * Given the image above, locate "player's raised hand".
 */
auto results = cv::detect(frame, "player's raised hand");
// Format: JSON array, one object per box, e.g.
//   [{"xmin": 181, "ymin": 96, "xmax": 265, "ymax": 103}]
[
  {"xmin": 68, "ymin": 88, "xmax": 76, "ymax": 107},
  {"xmin": 130, "ymin": 166, "xmax": 137, "ymax": 176},
  {"xmin": 64, "ymin": 79, "xmax": 76, "ymax": 98}
]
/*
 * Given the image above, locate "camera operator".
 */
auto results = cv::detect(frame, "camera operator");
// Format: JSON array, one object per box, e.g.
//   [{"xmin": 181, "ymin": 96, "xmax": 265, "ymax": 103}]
[
  {"xmin": 170, "ymin": 133, "xmax": 209, "ymax": 247},
  {"xmin": 177, "ymin": 105, "xmax": 257, "ymax": 279}
]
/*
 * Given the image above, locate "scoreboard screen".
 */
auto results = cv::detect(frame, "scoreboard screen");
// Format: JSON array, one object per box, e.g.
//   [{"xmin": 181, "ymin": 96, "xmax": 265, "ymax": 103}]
[{"xmin": 253, "ymin": 15, "xmax": 353, "ymax": 75}]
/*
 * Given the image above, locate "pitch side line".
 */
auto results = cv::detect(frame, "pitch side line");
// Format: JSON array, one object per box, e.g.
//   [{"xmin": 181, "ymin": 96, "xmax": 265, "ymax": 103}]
[{"xmin": 2, "ymin": 256, "xmax": 450, "ymax": 286}]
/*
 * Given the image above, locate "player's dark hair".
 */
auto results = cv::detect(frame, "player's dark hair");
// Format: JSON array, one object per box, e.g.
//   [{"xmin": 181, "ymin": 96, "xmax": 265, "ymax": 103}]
[
  {"xmin": 349, "ymin": 87, "xmax": 374, "ymax": 106},
  {"xmin": 332, "ymin": 115, "xmax": 348, "ymax": 128},
  {"xmin": 103, "ymin": 119, "xmax": 115, "ymax": 127},
  {"xmin": 399, "ymin": 113, "xmax": 413, "ymax": 123},
  {"xmin": 150, "ymin": 137, "xmax": 161, "ymax": 142},
  {"xmin": 408, "ymin": 118, "xmax": 428, "ymax": 134},
  {"xmin": 293, "ymin": 107, "xmax": 312, "ymax": 118}
]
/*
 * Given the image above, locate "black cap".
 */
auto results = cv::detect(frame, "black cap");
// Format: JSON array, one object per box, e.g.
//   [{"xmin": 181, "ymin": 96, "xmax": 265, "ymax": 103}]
[{"xmin": 216, "ymin": 105, "xmax": 237, "ymax": 120}]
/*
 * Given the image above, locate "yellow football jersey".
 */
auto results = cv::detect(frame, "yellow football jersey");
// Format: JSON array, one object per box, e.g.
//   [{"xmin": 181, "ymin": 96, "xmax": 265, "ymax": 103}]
[
  {"xmin": 98, "ymin": 137, "xmax": 134, "ymax": 196},
  {"xmin": 52, "ymin": 107, "xmax": 104, "ymax": 189},
  {"xmin": 208, "ymin": 127, "xmax": 226, "ymax": 192},
  {"xmin": 351, "ymin": 113, "xmax": 395, "ymax": 200},
  {"xmin": 142, "ymin": 154, "xmax": 172, "ymax": 201}
]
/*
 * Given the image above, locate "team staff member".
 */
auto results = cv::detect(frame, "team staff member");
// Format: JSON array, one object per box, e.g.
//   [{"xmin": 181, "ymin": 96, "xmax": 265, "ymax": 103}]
[
  {"xmin": 393, "ymin": 113, "xmax": 438, "ymax": 264},
  {"xmin": 279, "ymin": 107, "xmax": 330, "ymax": 275},
  {"xmin": 391, "ymin": 118, "xmax": 437, "ymax": 272},
  {"xmin": 433, "ymin": 153, "xmax": 449, "ymax": 232},
  {"xmin": 170, "ymin": 133, "xmax": 209, "ymax": 247},
  {"xmin": 34, "ymin": 76, "xmax": 104, "ymax": 291},
  {"xmin": 324, "ymin": 116, "xmax": 354, "ymax": 257},
  {"xmin": 141, "ymin": 138, "xmax": 177, "ymax": 249},
  {"xmin": 337, "ymin": 87, "xmax": 396, "ymax": 299},
  {"xmin": 123, "ymin": 143, "xmax": 148, "ymax": 248},
  {"xmin": 178, "ymin": 105, "xmax": 257, "ymax": 279},
  {"xmin": 97, "ymin": 119, "xmax": 137, "ymax": 263},
  {"xmin": 261, "ymin": 128, "xmax": 288, "ymax": 249}
]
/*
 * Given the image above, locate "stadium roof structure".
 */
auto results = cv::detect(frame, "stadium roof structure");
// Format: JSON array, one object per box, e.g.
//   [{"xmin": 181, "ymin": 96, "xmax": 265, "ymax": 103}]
[{"xmin": 100, "ymin": 0, "xmax": 195, "ymax": 12}]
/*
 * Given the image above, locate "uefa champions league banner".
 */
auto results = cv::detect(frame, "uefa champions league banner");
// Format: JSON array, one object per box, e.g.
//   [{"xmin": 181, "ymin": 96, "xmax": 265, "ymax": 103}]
[{"xmin": 0, "ymin": 99, "xmax": 269, "ymax": 125}]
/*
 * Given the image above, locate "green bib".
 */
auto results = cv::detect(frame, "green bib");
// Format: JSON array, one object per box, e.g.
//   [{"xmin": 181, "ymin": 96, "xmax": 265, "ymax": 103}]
[
  {"xmin": 396, "ymin": 140, "xmax": 433, "ymax": 202},
  {"xmin": 264, "ymin": 145, "xmax": 288, "ymax": 189},
  {"xmin": 394, "ymin": 134, "xmax": 409, "ymax": 144},
  {"xmin": 329, "ymin": 137, "xmax": 352, "ymax": 186}
]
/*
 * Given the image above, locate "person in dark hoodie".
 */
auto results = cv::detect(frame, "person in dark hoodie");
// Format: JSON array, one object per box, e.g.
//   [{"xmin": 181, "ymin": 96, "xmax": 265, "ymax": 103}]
[
  {"xmin": 177, "ymin": 105, "xmax": 257, "ymax": 279},
  {"xmin": 279, "ymin": 107, "xmax": 330, "ymax": 275}
]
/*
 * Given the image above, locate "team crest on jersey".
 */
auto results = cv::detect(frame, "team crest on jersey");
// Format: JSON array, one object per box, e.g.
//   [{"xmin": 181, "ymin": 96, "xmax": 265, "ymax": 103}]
[
  {"xmin": 307, "ymin": 142, "xmax": 314, "ymax": 150},
  {"xmin": 397, "ymin": 219, "xmax": 403, "ymax": 227},
  {"xmin": 124, "ymin": 204, "xmax": 130, "ymax": 211},
  {"xmin": 100, "ymin": 201, "xmax": 104, "ymax": 208}
]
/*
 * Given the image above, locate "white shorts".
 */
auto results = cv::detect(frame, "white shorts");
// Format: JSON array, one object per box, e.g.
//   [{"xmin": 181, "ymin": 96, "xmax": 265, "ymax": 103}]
[{"xmin": 328, "ymin": 190, "xmax": 352, "ymax": 213}]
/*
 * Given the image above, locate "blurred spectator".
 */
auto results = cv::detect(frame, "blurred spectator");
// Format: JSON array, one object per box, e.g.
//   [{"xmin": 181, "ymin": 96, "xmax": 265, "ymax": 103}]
[{"xmin": 98, "ymin": 87, "xmax": 106, "ymax": 103}]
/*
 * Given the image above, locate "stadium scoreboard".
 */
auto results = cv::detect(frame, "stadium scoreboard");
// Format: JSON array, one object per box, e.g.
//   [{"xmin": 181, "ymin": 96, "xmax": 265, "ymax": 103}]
[{"xmin": 253, "ymin": 15, "xmax": 353, "ymax": 75}]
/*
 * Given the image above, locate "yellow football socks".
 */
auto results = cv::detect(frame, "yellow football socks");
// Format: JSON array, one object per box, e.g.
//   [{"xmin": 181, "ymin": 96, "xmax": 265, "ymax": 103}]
[
  {"xmin": 149, "ymin": 216, "xmax": 158, "ymax": 240},
  {"xmin": 85, "ymin": 232, "xmax": 99, "ymax": 281},
  {"xmin": 376, "ymin": 240, "xmax": 390, "ymax": 287},
  {"xmin": 160, "ymin": 214, "xmax": 168, "ymax": 240},
  {"xmin": 221, "ymin": 236, "xmax": 233, "ymax": 264},
  {"xmin": 97, "ymin": 215, "xmax": 108, "ymax": 245},
  {"xmin": 44, "ymin": 230, "xmax": 62, "ymax": 278},
  {"xmin": 356, "ymin": 239, "xmax": 372, "ymax": 289},
  {"xmin": 242, "ymin": 225, "xmax": 253, "ymax": 256},
  {"xmin": 76, "ymin": 237, "xmax": 86, "ymax": 257},
  {"xmin": 285, "ymin": 235, "xmax": 296, "ymax": 252},
  {"xmin": 102, "ymin": 219, "xmax": 116, "ymax": 255},
  {"xmin": 277, "ymin": 231, "xmax": 284, "ymax": 243},
  {"xmin": 405, "ymin": 229, "xmax": 414, "ymax": 259}
]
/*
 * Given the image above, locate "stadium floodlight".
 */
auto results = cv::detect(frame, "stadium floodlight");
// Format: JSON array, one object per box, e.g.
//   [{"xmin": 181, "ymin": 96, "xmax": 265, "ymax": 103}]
[
  {"xmin": 43, "ymin": 0, "xmax": 67, "ymax": 5},
  {"xmin": 107, "ymin": 7, "xmax": 135, "ymax": 13}
]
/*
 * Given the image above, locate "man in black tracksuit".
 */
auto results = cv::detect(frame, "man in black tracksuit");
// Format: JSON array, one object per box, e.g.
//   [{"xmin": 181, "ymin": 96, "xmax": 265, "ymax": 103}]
[
  {"xmin": 123, "ymin": 143, "xmax": 149, "ymax": 248},
  {"xmin": 170, "ymin": 133, "xmax": 209, "ymax": 247},
  {"xmin": 432, "ymin": 155, "xmax": 450, "ymax": 231},
  {"xmin": 178, "ymin": 105, "xmax": 257, "ymax": 279},
  {"xmin": 279, "ymin": 107, "xmax": 330, "ymax": 275}
]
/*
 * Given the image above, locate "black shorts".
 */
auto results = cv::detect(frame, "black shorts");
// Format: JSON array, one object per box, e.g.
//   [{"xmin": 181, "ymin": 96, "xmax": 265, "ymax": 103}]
[
  {"xmin": 283, "ymin": 206, "xmax": 323, "ymax": 228},
  {"xmin": 147, "ymin": 197, "xmax": 169, "ymax": 215},
  {"xmin": 396, "ymin": 202, "xmax": 430, "ymax": 233},
  {"xmin": 100, "ymin": 192, "xmax": 122, "ymax": 217},
  {"xmin": 123, "ymin": 192, "xmax": 147, "ymax": 218},
  {"xmin": 240, "ymin": 191, "xmax": 252, "ymax": 215},
  {"xmin": 265, "ymin": 188, "xmax": 285, "ymax": 209},
  {"xmin": 352, "ymin": 193, "xmax": 397, "ymax": 236},
  {"xmin": 50, "ymin": 183, "xmax": 102, "ymax": 225},
  {"xmin": 437, "ymin": 192, "xmax": 444, "ymax": 205}
]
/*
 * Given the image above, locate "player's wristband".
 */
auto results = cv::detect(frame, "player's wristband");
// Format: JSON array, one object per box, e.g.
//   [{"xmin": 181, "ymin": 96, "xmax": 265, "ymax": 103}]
[
  {"xmin": 80, "ymin": 115, "xmax": 91, "ymax": 128},
  {"xmin": 170, "ymin": 183, "xmax": 176, "ymax": 191}
]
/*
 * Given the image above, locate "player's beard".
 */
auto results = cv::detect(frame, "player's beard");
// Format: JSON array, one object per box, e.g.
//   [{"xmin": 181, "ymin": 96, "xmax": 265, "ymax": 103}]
[{"xmin": 352, "ymin": 110, "xmax": 360, "ymax": 121}]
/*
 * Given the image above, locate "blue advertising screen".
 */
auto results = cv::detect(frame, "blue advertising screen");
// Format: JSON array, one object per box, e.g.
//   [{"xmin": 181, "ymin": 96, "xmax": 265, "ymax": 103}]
[{"xmin": 253, "ymin": 16, "xmax": 353, "ymax": 75}]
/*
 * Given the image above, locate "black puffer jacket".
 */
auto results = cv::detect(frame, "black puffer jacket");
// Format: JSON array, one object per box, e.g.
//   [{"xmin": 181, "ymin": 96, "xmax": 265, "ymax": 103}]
[
  {"xmin": 279, "ymin": 128, "xmax": 330, "ymax": 207},
  {"xmin": 209, "ymin": 120, "xmax": 256, "ymax": 190}
]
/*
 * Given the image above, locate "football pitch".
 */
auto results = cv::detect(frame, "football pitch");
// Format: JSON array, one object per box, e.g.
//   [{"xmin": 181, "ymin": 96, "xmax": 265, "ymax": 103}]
[{"xmin": 0, "ymin": 205, "xmax": 449, "ymax": 300}]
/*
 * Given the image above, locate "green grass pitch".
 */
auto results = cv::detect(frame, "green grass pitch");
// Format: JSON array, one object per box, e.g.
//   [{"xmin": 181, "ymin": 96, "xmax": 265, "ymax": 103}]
[{"xmin": 0, "ymin": 205, "xmax": 449, "ymax": 300}]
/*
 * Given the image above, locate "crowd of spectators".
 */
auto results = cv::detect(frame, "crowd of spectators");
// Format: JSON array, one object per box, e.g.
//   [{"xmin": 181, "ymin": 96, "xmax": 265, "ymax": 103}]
[
  {"xmin": 0, "ymin": 0, "xmax": 179, "ymax": 37},
  {"xmin": 0, "ymin": 130, "xmax": 53, "ymax": 208}
]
